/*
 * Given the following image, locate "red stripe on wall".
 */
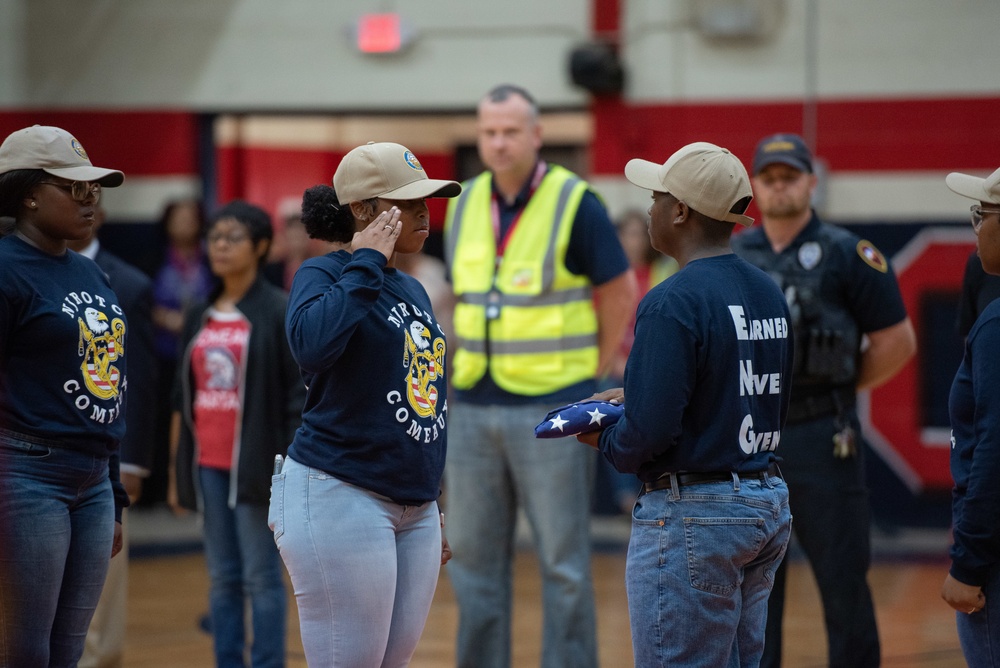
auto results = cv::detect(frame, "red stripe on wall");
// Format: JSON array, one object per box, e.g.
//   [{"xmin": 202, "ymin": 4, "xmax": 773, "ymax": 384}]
[
  {"xmin": 591, "ymin": 96, "xmax": 1000, "ymax": 175},
  {"xmin": 592, "ymin": 0, "xmax": 620, "ymax": 35},
  {"xmin": 0, "ymin": 111, "xmax": 200, "ymax": 176}
]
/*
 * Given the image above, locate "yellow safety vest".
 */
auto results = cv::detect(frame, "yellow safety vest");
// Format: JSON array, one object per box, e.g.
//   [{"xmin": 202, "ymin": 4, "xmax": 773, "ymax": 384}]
[
  {"xmin": 649, "ymin": 255, "xmax": 679, "ymax": 288},
  {"xmin": 445, "ymin": 165, "xmax": 598, "ymax": 396}
]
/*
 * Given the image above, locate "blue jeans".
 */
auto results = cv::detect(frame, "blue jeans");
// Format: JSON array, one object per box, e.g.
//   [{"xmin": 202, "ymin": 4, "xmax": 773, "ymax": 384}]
[
  {"xmin": 626, "ymin": 473, "xmax": 791, "ymax": 668},
  {"xmin": 0, "ymin": 429, "xmax": 115, "ymax": 668},
  {"xmin": 445, "ymin": 402, "xmax": 598, "ymax": 668},
  {"xmin": 270, "ymin": 456, "xmax": 441, "ymax": 667},
  {"xmin": 957, "ymin": 562, "xmax": 1000, "ymax": 666},
  {"xmin": 199, "ymin": 466, "xmax": 286, "ymax": 668}
]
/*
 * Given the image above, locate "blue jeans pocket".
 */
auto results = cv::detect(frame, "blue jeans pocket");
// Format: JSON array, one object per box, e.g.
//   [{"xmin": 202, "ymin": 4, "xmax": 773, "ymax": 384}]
[
  {"xmin": 0, "ymin": 431, "xmax": 54, "ymax": 458},
  {"xmin": 683, "ymin": 516, "xmax": 766, "ymax": 595},
  {"xmin": 268, "ymin": 474, "xmax": 285, "ymax": 541}
]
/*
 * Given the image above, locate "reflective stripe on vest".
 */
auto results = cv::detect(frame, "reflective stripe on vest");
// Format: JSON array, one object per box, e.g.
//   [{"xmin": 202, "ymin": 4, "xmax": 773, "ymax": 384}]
[{"xmin": 445, "ymin": 166, "xmax": 598, "ymax": 395}]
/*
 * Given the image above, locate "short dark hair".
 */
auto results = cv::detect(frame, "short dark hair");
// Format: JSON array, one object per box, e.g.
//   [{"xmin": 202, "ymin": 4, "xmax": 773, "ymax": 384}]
[
  {"xmin": 0, "ymin": 169, "xmax": 45, "ymax": 217},
  {"xmin": 686, "ymin": 205, "xmax": 736, "ymax": 242},
  {"xmin": 209, "ymin": 199, "xmax": 274, "ymax": 266},
  {"xmin": 484, "ymin": 84, "xmax": 539, "ymax": 116}
]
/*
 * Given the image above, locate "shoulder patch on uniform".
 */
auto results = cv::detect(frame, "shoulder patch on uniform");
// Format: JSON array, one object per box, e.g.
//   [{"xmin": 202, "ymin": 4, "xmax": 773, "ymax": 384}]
[{"xmin": 856, "ymin": 240, "xmax": 888, "ymax": 273}]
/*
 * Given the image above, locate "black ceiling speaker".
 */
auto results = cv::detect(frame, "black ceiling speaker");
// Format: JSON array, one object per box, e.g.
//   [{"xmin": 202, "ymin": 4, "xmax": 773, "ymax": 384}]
[{"xmin": 568, "ymin": 41, "xmax": 625, "ymax": 96}]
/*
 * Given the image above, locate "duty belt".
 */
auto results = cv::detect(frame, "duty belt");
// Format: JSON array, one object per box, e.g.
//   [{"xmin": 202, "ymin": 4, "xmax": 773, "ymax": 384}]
[{"xmin": 785, "ymin": 387, "xmax": 855, "ymax": 425}]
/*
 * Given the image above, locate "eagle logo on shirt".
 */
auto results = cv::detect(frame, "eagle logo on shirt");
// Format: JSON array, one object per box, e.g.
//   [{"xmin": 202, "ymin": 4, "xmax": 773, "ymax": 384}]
[
  {"xmin": 403, "ymin": 320, "xmax": 446, "ymax": 418},
  {"xmin": 77, "ymin": 307, "xmax": 126, "ymax": 400}
]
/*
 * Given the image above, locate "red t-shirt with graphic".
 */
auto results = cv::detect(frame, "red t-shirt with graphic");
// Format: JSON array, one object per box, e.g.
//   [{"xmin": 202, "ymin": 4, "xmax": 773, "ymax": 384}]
[{"xmin": 190, "ymin": 309, "xmax": 250, "ymax": 471}]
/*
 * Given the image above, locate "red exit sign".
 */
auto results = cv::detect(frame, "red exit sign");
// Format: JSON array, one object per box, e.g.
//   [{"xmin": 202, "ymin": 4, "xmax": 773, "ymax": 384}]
[{"xmin": 356, "ymin": 13, "xmax": 412, "ymax": 54}]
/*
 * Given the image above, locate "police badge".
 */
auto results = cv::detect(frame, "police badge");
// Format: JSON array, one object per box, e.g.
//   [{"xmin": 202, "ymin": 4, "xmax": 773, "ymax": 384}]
[{"xmin": 798, "ymin": 241, "xmax": 822, "ymax": 270}]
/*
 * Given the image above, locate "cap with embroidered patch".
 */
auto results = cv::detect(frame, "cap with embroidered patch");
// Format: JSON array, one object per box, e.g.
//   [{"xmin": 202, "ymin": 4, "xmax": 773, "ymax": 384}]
[
  {"xmin": 625, "ymin": 142, "xmax": 754, "ymax": 227},
  {"xmin": 752, "ymin": 133, "xmax": 813, "ymax": 175},
  {"xmin": 946, "ymin": 166, "xmax": 1000, "ymax": 205},
  {"xmin": 0, "ymin": 125, "xmax": 124, "ymax": 186},
  {"xmin": 333, "ymin": 141, "xmax": 461, "ymax": 203}
]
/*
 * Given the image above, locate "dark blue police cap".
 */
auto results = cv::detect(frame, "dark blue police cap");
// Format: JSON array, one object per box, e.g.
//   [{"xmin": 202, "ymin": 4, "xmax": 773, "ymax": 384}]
[
  {"xmin": 534, "ymin": 400, "xmax": 624, "ymax": 438},
  {"xmin": 752, "ymin": 133, "xmax": 813, "ymax": 175}
]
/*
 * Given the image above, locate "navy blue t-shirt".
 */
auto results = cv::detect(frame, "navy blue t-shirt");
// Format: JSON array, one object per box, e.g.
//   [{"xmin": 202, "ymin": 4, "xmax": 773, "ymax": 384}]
[
  {"xmin": 285, "ymin": 248, "xmax": 447, "ymax": 505},
  {"xmin": 948, "ymin": 298, "xmax": 1000, "ymax": 586},
  {"xmin": 0, "ymin": 235, "xmax": 128, "ymax": 455},
  {"xmin": 599, "ymin": 254, "xmax": 793, "ymax": 481},
  {"xmin": 455, "ymin": 166, "xmax": 630, "ymax": 406}
]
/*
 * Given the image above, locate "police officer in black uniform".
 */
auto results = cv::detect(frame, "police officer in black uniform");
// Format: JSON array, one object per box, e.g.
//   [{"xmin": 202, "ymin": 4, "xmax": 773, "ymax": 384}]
[{"xmin": 731, "ymin": 134, "xmax": 917, "ymax": 668}]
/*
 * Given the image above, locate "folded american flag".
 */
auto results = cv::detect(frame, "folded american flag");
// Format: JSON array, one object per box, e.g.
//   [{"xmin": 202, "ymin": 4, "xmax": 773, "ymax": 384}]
[{"xmin": 534, "ymin": 400, "xmax": 624, "ymax": 438}]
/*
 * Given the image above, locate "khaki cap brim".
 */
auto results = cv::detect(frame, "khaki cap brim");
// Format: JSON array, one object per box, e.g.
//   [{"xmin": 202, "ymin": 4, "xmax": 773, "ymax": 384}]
[
  {"xmin": 946, "ymin": 170, "xmax": 1000, "ymax": 205},
  {"xmin": 381, "ymin": 178, "xmax": 462, "ymax": 201},
  {"xmin": 624, "ymin": 157, "xmax": 754, "ymax": 227},
  {"xmin": 624, "ymin": 159, "xmax": 666, "ymax": 194},
  {"xmin": 44, "ymin": 165, "xmax": 124, "ymax": 187}
]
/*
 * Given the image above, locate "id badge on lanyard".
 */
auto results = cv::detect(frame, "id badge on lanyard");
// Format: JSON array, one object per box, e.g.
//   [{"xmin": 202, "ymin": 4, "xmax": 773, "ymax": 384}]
[
  {"xmin": 487, "ymin": 162, "xmax": 547, "ymax": 322},
  {"xmin": 486, "ymin": 287, "xmax": 502, "ymax": 321}
]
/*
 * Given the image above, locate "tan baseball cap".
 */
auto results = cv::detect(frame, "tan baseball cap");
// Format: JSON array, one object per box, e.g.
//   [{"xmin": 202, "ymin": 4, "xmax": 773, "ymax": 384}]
[
  {"xmin": 625, "ymin": 142, "xmax": 754, "ymax": 226},
  {"xmin": 0, "ymin": 125, "xmax": 124, "ymax": 186},
  {"xmin": 946, "ymin": 166, "xmax": 1000, "ymax": 205},
  {"xmin": 333, "ymin": 141, "xmax": 460, "ymax": 203}
]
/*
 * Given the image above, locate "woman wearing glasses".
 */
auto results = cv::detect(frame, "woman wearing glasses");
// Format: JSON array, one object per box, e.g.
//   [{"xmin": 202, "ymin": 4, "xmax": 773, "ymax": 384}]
[
  {"xmin": 0, "ymin": 125, "xmax": 128, "ymax": 666},
  {"xmin": 942, "ymin": 166, "xmax": 1000, "ymax": 667},
  {"xmin": 168, "ymin": 200, "xmax": 304, "ymax": 668}
]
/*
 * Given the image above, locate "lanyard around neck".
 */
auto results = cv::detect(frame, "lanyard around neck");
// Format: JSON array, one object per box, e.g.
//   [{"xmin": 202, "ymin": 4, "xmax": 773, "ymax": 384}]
[{"xmin": 490, "ymin": 161, "xmax": 547, "ymax": 263}]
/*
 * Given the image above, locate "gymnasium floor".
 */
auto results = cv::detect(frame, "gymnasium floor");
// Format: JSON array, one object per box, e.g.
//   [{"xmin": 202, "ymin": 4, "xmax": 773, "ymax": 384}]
[{"xmin": 123, "ymin": 507, "xmax": 964, "ymax": 667}]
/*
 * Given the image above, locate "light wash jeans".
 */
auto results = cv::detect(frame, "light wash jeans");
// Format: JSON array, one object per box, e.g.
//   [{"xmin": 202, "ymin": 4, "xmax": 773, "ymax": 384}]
[
  {"xmin": 269, "ymin": 456, "xmax": 441, "ymax": 667},
  {"xmin": 957, "ymin": 562, "xmax": 1000, "ymax": 667},
  {"xmin": 0, "ymin": 429, "xmax": 115, "ymax": 668},
  {"xmin": 626, "ymin": 473, "xmax": 791, "ymax": 668},
  {"xmin": 200, "ymin": 466, "xmax": 286, "ymax": 668},
  {"xmin": 445, "ymin": 401, "xmax": 598, "ymax": 668}
]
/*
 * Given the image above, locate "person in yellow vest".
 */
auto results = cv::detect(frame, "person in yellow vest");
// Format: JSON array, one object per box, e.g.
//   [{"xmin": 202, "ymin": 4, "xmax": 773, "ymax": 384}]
[{"xmin": 444, "ymin": 84, "xmax": 637, "ymax": 667}]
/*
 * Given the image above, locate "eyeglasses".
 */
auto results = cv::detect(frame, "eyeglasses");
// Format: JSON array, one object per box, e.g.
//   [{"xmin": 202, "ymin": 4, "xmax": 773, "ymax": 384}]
[
  {"xmin": 39, "ymin": 181, "xmax": 101, "ymax": 203},
  {"xmin": 206, "ymin": 231, "xmax": 251, "ymax": 245},
  {"xmin": 971, "ymin": 205, "xmax": 1000, "ymax": 232}
]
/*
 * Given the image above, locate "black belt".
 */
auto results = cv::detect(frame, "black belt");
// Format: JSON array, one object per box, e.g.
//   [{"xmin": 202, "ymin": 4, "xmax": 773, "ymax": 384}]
[
  {"xmin": 785, "ymin": 388, "xmax": 855, "ymax": 425},
  {"xmin": 642, "ymin": 463, "xmax": 782, "ymax": 495}
]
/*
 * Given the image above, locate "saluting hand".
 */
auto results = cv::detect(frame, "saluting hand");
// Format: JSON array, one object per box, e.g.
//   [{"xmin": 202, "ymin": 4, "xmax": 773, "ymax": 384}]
[{"xmin": 352, "ymin": 207, "xmax": 401, "ymax": 261}]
